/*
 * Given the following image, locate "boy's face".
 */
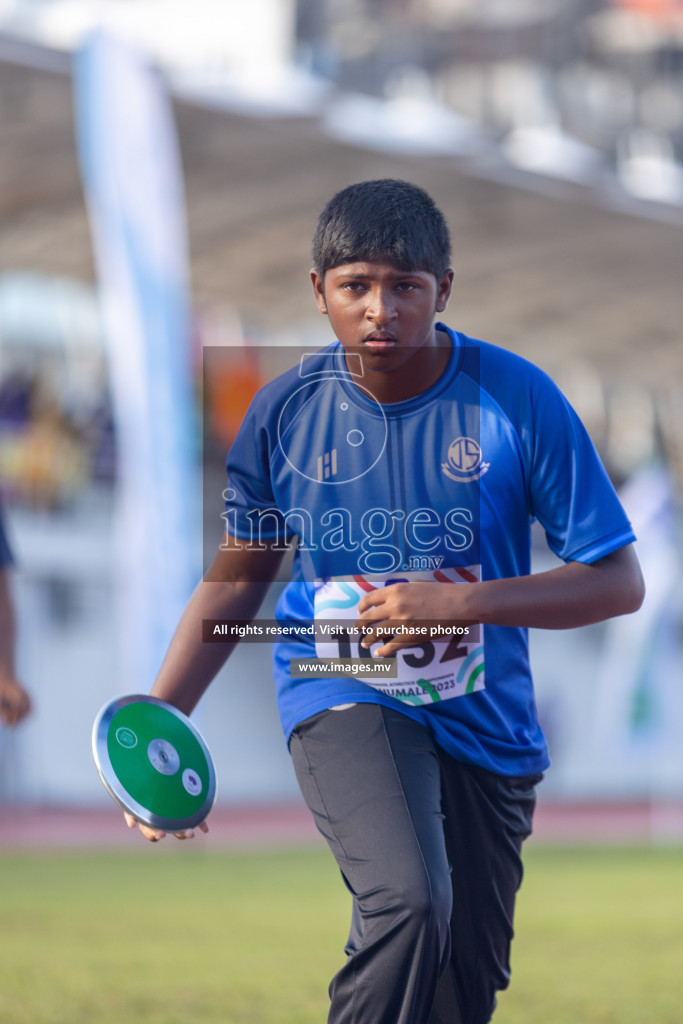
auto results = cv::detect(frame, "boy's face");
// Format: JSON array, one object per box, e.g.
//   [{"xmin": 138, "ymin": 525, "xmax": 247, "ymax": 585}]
[{"xmin": 310, "ymin": 261, "xmax": 454, "ymax": 401}]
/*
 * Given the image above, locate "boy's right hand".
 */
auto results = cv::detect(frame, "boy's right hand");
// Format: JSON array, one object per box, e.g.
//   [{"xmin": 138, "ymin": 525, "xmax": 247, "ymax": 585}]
[{"xmin": 124, "ymin": 811, "xmax": 209, "ymax": 842}]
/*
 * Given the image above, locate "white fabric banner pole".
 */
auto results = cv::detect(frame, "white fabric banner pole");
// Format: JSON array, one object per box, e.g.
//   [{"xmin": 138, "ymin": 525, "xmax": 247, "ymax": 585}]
[
  {"xmin": 74, "ymin": 29, "xmax": 199, "ymax": 691},
  {"xmin": 592, "ymin": 462, "xmax": 681, "ymax": 788}
]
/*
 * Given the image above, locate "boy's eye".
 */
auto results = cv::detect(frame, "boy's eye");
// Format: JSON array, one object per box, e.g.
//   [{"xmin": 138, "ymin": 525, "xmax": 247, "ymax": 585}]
[{"xmin": 340, "ymin": 281, "xmax": 418, "ymax": 293}]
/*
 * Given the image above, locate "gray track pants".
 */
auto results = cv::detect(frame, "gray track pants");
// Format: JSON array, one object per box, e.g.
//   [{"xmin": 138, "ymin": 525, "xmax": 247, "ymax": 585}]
[{"xmin": 289, "ymin": 703, "xmax": 540, "ymax": 1024}]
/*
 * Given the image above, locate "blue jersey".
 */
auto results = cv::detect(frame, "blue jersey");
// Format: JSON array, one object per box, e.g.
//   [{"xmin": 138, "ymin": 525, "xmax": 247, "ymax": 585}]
[{"xmin": 224, "ymin": 325, "xmax": 635, "ymax": 775}]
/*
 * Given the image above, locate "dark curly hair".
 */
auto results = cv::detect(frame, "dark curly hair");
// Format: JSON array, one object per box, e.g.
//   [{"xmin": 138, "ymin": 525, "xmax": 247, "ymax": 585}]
[{"xmin": 312, "ymin": 179, "xmax": 451, "ymax": 279}]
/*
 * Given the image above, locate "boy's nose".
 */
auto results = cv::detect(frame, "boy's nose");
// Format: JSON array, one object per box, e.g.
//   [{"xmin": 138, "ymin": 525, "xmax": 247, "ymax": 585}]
[{"xmin": 366, "ymin": 288, "xmax": 397, "ymax": 324}]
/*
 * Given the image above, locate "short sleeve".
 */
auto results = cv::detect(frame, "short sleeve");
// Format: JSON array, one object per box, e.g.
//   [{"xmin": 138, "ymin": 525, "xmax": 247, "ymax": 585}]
[
  {"xmin": 526, "ymin": 376, "xmax": 635, "ymax": 564},
  {"xmin": 223, "ymin": 392, "xmax": 289, "ymax": 542}
]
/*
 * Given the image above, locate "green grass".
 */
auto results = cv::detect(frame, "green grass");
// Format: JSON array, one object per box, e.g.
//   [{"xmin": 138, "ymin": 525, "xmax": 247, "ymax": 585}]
[
  {"xmin": 496, "ymin": 846, "xmax": 683, "ymax": 1024},
  {"xmin": 0, "ymin": 845, "xmax": 347, "ymax": 1024},
  {"xmin": 1, "ymin": 844, "xmax": 682, "ymax": 1023}
]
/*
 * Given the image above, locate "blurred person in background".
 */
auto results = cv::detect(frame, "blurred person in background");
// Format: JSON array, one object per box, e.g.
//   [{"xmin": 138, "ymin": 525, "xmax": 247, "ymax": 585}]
[{"xmin": 0, "ymin": 504, "xmax": 30, "ymax": 727}]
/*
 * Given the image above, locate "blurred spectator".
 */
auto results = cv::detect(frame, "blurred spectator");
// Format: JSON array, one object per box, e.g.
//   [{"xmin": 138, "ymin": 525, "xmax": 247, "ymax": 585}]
[
  {"xmin": 0, "ymin": 370, "xmax": 32, "ymax": 426},
  {"xmin": 0, "ymin": 366, "xmax": 101, "ymax": 510}
]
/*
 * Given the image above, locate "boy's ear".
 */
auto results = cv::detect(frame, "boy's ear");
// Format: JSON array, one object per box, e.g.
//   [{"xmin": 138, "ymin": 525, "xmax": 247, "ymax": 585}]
[
  {"xmin": 310, "ymin": 269, "xmax": 328, "ymax": 315},
  {"xmin": 435, "ymin": 268, "xmax": 455, "ymax": 313}
]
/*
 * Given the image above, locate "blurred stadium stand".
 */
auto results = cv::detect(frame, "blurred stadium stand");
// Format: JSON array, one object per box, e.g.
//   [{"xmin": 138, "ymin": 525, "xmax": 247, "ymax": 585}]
[{"xmin": 0, "ymin": 6, "xmax": 682, "ymax": 834}]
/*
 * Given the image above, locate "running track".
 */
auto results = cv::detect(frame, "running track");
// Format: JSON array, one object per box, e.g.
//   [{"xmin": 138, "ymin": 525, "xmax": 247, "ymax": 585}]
[{"xmin": 2, "ymin": 799, "xmax": 683, "ymax": 849}]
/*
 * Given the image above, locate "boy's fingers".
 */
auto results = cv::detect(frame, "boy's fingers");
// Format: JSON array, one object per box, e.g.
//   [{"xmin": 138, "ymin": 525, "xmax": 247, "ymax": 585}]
[
  {"xmin": 172, "ymin": 819, "xmax": 210, "ymax": 840},
  {"xmin": 372, "ymin": 638, "xmax": 411, "ymax": 657},
  {"xmin": 124, "ymin": 811, "xmax": 208, "ymax": 842},
  {"xmin": 360, "ymin": 618, "xmax": 402, "ymax": 648},
  {"xmin": 140, "ymin": 825, "xmax": 166, "ymax": 842},
  {"xmin": 356, "ymin": 592, "xmax": 377, "ymax": 614},
  {"xmin": 357, "ymin": 587, "xmax": 394, "ymax": 614},
  {"xmin": 123, "ymin": 812, "xmax": 166, "ymax": 842},
  {"xmin": 355, "ymin": 605, "xmax": 393, "ymax": 637}
]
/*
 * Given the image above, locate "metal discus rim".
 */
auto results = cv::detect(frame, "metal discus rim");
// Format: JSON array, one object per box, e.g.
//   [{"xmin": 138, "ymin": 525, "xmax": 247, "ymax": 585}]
[{"xmin": 92, "ymin": 694, "xmax": 216, "ymax": 831}]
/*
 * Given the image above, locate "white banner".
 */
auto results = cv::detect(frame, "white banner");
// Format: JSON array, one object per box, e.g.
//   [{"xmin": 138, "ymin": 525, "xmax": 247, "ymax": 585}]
[
  {"xmin": 74, "ymin": 29, "xmax": 198, "ymax": 689},
  {"xmin": 592, "ymin": 462, "xmax": 681, "ymax": 770}
]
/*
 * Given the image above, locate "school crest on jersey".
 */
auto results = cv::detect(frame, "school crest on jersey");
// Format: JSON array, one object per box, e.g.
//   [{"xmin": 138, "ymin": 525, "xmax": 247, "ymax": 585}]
[{"xmin": 442, "ymin": 437, "xmax": 490, "ymax": 482}]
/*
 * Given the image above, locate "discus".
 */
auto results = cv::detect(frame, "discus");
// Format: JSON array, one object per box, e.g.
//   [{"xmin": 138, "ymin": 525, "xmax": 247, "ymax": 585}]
[{"xmin": 92, "ymin": 694, "xmax": 216, "ymax": 831}]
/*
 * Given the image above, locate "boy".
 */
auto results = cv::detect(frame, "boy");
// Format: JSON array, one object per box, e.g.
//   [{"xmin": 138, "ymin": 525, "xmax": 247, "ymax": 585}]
[{"xmin": 128, "ymin": 179, "xmax": 644, "ymax": 1024}]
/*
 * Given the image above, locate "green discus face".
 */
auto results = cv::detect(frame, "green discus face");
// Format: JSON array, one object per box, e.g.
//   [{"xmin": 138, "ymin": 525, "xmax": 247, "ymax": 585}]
[{"xmin": 92, "ymin": 695, "xmax": 216, "ymax": 830}]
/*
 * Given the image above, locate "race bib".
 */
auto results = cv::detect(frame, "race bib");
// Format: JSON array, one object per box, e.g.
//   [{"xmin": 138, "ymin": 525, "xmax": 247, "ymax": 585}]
[{"xmin": 314, "ymin": 568, "xmax": 485, "ymax": 706}]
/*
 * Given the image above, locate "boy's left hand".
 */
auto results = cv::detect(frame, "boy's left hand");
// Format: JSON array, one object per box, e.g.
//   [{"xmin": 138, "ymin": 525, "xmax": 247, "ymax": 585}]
[{"xmin": 356, "ymin": 582, "xmax": 475, "ymax": 657}]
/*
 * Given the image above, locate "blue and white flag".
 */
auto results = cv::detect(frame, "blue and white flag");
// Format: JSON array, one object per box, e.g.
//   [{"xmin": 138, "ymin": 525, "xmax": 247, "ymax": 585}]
[{"xmin": 74, "ymin": 30, "xmax": 199, "ymax": 689}]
